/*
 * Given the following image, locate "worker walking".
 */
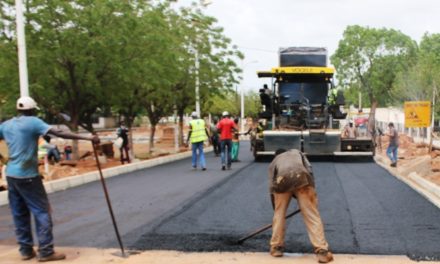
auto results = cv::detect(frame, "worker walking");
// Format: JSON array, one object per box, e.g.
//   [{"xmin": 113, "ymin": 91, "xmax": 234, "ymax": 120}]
[
  {"xmin": 0, "ymin": 97, "xmax": 99, "ymax": 262},
  {"xmin": 268, "ymin": 148, "xmax": 333, "ymax": 263},
  {"xmin": 385, "ymin": 122, "xmax": 399, "ymax": 167},
  {"xmin": 210, "ymin": 118, "xmax": 221, "ymax": 156},
  {"xmin": 217, "ymin": 111, "xmax": 237, "ymax": 170},
  {"xmin": 186, "ymin": 112, "xmax": 210, "ymax": 171}
]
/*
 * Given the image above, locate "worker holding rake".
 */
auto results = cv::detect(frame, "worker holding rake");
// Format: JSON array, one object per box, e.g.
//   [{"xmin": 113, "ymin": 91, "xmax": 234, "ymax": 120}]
[
  {"xmin": 0, "ymin": 96, "xmax": 99, "ymax": 262},
  {"xmin": 268, "ymin": 148, "xmax": 333, "ymax": 263}
]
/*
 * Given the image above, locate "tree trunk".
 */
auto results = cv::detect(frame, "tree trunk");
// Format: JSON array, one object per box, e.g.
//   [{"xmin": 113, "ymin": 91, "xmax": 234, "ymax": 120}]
[
  {"xmin": 368, "ymin": 100, "xmax": 377, "ymax": 132},
  {"xmin": 126, "ymin": 117, "xmax": 135, "ymax": 161},
  {"xmin": 178, "ymin": 110, "xmax": 185, "ymax": 145},
  {"xmin": 368, "ymin": 98, "xmax": 378, "ymax": 152},
  {"xmin": 70, "ymin": 113, "xmax": 80, "ymax": 161},
  {"xmin": 149, "ymin": 124, "xmax": 156, "ymax": 153}
]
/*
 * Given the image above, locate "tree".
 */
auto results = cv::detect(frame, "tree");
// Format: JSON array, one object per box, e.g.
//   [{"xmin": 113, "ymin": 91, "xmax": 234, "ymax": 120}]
[
  {"xmin": 244, "ymin": 90, "xmax": 261, "ymax": 118},
  {"xmin": 0, "ymin": 2, "xmax": 21, "ymax": 120},
  {"xmin": 331, "ymin": 25, "xmax": 417, "ymax": 135},
  {"xmin": 394, "ymin": 33, "xmax": 440, "ymax": 119},
  {"xmin": 0, "ymin": 0, "xmax": 243, "ymax": 157},
  {"xmin": 110, "ymin": 2, "xmax": 180, "ymax": 152},
  {"xmin": 166, "ymin": 3, "xmax": 243, "ymax": 146}
]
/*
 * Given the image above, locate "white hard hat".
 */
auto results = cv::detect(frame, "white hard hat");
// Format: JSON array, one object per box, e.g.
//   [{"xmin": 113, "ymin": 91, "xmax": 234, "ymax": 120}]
[
  {"xmin": 191, "ymin": 111, "xmax": 198, "ymax": 118},
  {"xmin": 16, "ymin": 96, "xmax": 40, "ymax": 110},
  {"xmin": 222, "ymin": 111, "xmax": 229, "ymax": 117}
]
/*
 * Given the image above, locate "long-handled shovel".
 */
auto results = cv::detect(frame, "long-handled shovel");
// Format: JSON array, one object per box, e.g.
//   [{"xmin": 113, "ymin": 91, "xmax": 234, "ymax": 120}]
[
  {"xmin": 92, "ymin": 143, "xmax": 126, "ymax": 257},
  {"xmin": 236, "ymin": 209, "xmax": 301, "ymax": 244}
]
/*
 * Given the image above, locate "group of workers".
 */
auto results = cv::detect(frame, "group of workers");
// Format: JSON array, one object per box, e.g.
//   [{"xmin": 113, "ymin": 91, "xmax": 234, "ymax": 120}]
[
  {"xmin": 186, "ymin": 110, "xmax": 246, "ymax": 171},
  {"xmin": 342, "ymin": 120, "xmax": 399, "ymax": 167},
  {"xmin": 0, "ymin": 96, "xmax": 400, "ymax": 263},
  {"xmin": 186, "ymin": 110, "xmax": 334, "ymax": 263}
]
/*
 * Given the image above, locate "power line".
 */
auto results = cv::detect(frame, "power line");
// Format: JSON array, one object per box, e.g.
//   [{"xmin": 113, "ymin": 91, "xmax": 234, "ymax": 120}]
[{"xmin": 236, "ymin": 45, "xmax": 277, "ymax": 54}]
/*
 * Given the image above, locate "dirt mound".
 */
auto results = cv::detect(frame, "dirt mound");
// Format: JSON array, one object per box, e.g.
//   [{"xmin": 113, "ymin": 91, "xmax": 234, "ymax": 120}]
[{"xmin": 378, "ymin": 133, "xmax": 440, "ymax": 186}]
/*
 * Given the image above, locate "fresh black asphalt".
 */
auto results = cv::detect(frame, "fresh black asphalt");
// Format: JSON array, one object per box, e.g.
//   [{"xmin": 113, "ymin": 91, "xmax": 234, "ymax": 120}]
[{"xmin": 0, "ymin": 141, "xmax": 439, "ymax": 261}]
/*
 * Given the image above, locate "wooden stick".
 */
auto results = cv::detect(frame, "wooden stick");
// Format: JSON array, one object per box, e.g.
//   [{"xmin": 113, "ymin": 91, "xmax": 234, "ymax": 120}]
[{"xmin": 237, "ymin": 209, "xmax": 301, "ymax": 244}]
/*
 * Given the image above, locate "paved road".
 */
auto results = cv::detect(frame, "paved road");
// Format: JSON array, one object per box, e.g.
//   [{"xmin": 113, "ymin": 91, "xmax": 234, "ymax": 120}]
[{"xmin": 1, "ymin": 142, "xmax": 439, "ymax": 261}]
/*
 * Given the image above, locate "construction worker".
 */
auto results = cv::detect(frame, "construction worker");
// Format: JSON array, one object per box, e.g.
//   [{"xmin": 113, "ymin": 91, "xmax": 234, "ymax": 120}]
[
  {"xmin": 268, "ymin": 148, "xmax": 333, "ymax": 263},
  {"xmin": 328, "ymin": 88, "xmax": 338, "ymax": 105},
  {"xmin": 0, "ymin": 96, "xmax": 99, "ymax": 261},
  {"xmin": 186, "ymin": 112, "xmax": 210, "ymax": 171},
  {"xmin": 341, "ymin": 120, "xmax": 358, "ymax": 139},
  {"xmin": 217, "ymin": 111, "xmax": 237, "ymax": 170},
  {"xmin": 385, "ymin": 122, "xmax": 399, "ymax": 167},
  {"xmin": 231, "ymin": 117, "xmax": 241, "ymax": 162},
  {"xmin": 116, "ymin": 121, "xmax": 130, "ymax": 164},
  {"xmin": 210, "ymin": 117, "xmax": 221, "ymax": 156}
]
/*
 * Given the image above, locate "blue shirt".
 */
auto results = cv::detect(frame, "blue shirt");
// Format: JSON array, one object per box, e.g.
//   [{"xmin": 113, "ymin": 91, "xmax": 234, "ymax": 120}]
[{"xmin": 0, "ymin": 116, "xmax": 51, "ymax": 178}]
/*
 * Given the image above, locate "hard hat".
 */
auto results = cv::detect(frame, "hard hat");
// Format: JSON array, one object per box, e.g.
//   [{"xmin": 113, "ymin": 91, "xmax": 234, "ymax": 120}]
[
  {"xmin": 222, "ymin": 111, "xmax": 229, "ymax": 117},
  {"xmin": 16, "ymin": 96, "xmax": 40, "ymax": 110},
  {"xmin": 191, "ymin": 111, "xmax": 198, "ymax": 118}
]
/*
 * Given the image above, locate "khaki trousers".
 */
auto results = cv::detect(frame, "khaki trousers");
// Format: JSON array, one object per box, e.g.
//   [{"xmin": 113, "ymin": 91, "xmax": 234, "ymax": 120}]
[{"xmin": 270, "ymin": 186, "xmax": 329, "ymax": 253}]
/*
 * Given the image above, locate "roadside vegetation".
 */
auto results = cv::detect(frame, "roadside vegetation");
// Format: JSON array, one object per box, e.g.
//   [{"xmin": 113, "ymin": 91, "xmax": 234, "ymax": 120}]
[
  {"xmin": 1, "ymin": 2, "xmax": 440, "ymax": 157},
  {"xmin": 0, "ymin": 0, "xmax": 243, "ymax": 156},
  {"xmin": 332, "ymin": 26, "xmax": 440, "ymax": 134}
]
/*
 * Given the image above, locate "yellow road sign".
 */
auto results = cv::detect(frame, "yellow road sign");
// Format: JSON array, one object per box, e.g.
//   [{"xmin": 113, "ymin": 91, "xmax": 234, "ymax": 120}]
[{"xmin": 404, "ymin": 101, "xmax": 431, "ymax": 128}]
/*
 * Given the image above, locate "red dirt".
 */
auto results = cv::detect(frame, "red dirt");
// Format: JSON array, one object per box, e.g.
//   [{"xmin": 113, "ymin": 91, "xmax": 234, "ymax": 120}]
[{"xmin": 378, "ymin": 134, "xmax": 440, "ymax": 186}]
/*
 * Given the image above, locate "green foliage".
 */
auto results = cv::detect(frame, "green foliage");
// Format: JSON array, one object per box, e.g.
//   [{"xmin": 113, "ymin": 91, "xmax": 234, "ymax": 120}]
[
  {"xmin": 206, "ymin": 91, "xmax": 239, "ymax": 117},
  {"xmin": 204, "ymin": 89, "xmax": 260, "ymax": 119},
  {"xmin": 393, "ymin": 33, "xmax": 440, "ymax": 115},
  {"xmin": 0, "ymin": 0, "xmax": 242, "ymax": 131},
  {"xmin": 0, "ymin": 3, "xmax": 19, "ymax": 119},
  {"xmin": 331, "ymin": 25, "xmax": 417, "ymax": 107},
  {"xmin": 170, "ymin": 3, "xmax": 243, "ymax": 118},
  {"xmin": 244, "ymin": 91, "xmax": 260, "ymax": 118}
]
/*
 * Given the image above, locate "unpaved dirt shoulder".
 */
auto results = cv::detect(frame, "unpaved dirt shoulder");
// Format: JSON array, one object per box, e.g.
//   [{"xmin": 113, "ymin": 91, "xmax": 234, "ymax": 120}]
[{"xmin": 0, "ymin": 245, "xmax": 433, "ymax": 264}]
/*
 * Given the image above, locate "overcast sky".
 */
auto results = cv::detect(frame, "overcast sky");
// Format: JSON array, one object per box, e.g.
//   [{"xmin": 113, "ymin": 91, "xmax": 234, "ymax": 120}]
[{"xmin": 176, "ymin": 0, "xmax": 439, "ymax": 92}]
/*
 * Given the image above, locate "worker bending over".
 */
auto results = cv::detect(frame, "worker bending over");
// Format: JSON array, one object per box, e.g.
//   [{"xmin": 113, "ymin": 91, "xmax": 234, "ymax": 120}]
[{"xmin": 268, "ymin": 148, "xmax": 333, "ymax": 263}]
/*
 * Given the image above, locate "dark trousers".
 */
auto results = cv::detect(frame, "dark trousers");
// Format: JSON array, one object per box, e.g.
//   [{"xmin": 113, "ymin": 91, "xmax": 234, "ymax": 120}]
[
  {"xmin": 211, "ymin": 136, "xmax": 220, "ymax": 155},
  {"xmin": 47, "ymin": 148, "xmax": 60, "ymax": 163},
  {"xmin": 7, "ymin": 176, "xmax": 54, "ymax": 257},
  {"xmin": 120, "ymin": 144, "xmax": 130, "ymax": 164},
  {"xmin": 220, "ymin": 139, "xmax": 232, "ymax": 167}
]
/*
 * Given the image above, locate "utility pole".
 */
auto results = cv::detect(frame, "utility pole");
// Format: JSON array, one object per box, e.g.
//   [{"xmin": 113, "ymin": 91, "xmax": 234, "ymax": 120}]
[
  {"xmin": 193, "ymin": 0, "xmax": 212, "ymax": 118},
  {"xmin": 195, "ymin": 50, "xmax": 200, "ymax": 117},
  {"xmin": 15, "ymin": 0, "xmax": 29, "ymax": 97},
  {"xmin": 429, "ymin": 85, "xmax": 436, "ymax": 153}
]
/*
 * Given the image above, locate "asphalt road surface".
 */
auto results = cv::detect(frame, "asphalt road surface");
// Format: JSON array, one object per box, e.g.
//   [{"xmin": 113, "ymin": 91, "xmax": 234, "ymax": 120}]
[{"xmin": 0, "ymin": 142, "xmax": 439, "ymax": 261}]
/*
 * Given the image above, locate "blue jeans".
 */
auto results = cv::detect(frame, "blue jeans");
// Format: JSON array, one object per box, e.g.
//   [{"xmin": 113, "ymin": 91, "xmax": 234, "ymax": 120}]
[
  {"xmin": 47, "ymin": 148, "xmax": 60, "ymax": 163},
  {"xmin": 191, "ymin": 141, "xmax": 206, "ymax": 169},
  {"xmin": 386, "ymin": 145, "xmax": 398, "ymax": 163},
  {"xmin": 220, "ymin": 139, "xmax": 232, "ymax": 167},
  {"xmin": 7, "ymin": 176, "xmax": 54, "ymax": 257}
]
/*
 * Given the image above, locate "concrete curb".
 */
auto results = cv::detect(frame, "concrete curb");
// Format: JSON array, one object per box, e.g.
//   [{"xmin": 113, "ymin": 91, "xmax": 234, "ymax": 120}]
[
  {"xmin": 0, "ymin": 147, "xmax": 212, "ymax": 206},
  {"xmin": 374, "ymin": 156, "xmax": 440, "ymax": 209}
]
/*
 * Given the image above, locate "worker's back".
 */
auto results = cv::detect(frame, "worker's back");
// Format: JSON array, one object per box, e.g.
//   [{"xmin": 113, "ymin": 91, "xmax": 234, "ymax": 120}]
[
  {"xmin": 268, "ymin": 149, "xmax": 315, "ymax": 193},
  {"xmin": 0, "ymin": 115, "xmax": 50, "ymax": 178}
]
